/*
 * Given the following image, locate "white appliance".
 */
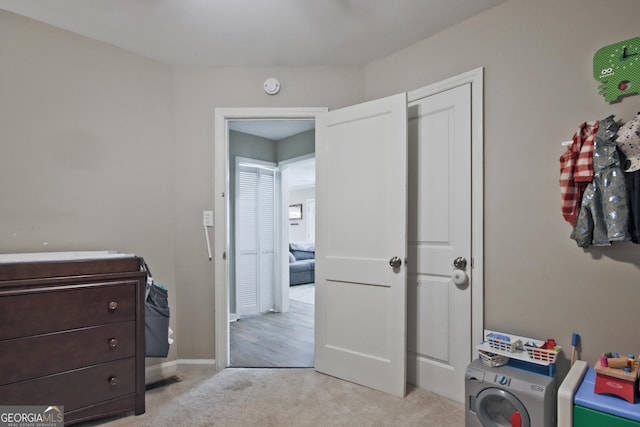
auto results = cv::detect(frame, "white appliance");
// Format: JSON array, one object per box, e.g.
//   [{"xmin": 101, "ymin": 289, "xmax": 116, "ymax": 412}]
[{"xmin": 465, "ymin": 359, "xmax": 556, "ymax": 427}]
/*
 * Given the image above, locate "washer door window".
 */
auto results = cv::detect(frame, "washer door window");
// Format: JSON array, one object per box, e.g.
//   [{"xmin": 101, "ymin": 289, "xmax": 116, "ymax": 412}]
[{"xmin": 474, "ymin": 388, "xmax": 530, "ymax": 427}]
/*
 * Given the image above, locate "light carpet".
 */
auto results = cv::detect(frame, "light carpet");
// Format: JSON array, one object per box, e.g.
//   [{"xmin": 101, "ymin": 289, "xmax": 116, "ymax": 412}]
[{"xmin": 81, "ymin": 365, "xmax": 465, "ymax": 427}]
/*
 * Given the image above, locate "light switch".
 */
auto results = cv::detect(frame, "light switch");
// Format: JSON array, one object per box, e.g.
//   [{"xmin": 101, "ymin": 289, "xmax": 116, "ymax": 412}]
[{"xmin": 203, "ymin": 211, "xmax": 214, "ymax": 227}]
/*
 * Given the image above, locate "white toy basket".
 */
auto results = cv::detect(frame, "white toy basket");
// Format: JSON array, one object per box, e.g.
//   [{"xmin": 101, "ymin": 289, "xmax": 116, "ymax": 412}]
[
  {"xmin": 479, "ymin": 349, "xmax": 509, "ymax": 367},
  {"xmin": 487, "ymin": 335, "xmax": 522, "ymax": 353},
  {"xmin": 524, "ymin": 345, "xmax": 561, "ymax": 363}
]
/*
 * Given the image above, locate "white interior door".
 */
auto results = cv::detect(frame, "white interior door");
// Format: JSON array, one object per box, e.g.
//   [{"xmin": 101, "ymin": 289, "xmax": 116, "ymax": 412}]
[
  {"xmin": 315, "ymin": 93, "xmax": 408, "ymax": 397},
  {"xmin": 258, "ymin": 168, "xmax": 276, "ymax": 312},
  {"xmin": 407, "ymin": 83, "xmax": 472, "ymax": 402},
  {"xmin": 235, "ymin": 163, "xmax": 276, "ymax": 315}
]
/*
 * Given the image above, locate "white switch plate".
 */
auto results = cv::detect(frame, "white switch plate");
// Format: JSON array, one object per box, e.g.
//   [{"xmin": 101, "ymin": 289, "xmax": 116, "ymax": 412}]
[{"xmin": 203, "ymin": 211, "xmax": 214, "ymax": 227}]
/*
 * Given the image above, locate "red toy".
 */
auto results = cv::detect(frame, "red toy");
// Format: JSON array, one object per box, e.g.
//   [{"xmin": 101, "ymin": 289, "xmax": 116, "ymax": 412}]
[
  {"xmin": 593, "ymin": 354, "xmax": 639, "ymax": 403},
  {"xmin": 540, "ymin": 339, "xmax": 556, "ymax": 349}
]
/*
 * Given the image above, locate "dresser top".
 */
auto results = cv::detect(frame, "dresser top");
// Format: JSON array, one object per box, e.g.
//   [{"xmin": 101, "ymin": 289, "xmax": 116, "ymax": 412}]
[
  {"xmin": 0, "ymin": 251, "xmax": 135, "ymax": 264},
  {"xmin": 0, "ymin": 252, "xmax": 143, "ymax": 282}
]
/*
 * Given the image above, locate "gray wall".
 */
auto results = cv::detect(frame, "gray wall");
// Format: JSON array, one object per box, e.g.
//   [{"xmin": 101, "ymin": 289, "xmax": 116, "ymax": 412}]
[
  {"xmin": 0, "ymin": 11, "xmax": 177, "ymax": 365},
  {"xmin": 364, "ymin": 0, "xmax": 640, "ymax": 369},
  {"xmin": 277, "ymin": 129, "xmax": 315, "ymax": 161}
]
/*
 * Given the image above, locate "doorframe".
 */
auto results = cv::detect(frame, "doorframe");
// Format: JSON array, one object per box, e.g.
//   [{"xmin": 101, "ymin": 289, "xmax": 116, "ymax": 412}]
[
  {"xmin": 214, "ymin": 107, "xmax": 327, "ymax": 371},
  {"xmin": 407, "ymin": 67, "xmax": 484, "ymax": 353}
]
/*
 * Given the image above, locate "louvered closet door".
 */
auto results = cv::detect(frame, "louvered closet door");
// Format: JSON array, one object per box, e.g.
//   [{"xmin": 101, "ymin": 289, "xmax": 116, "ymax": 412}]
[
  {"xmin": 258, "ymin": 170, "xmax": 275, "ymax": 312},
  {"xmin": 236, "ymin": 165, "xmax": 276, "ymax": 316}
]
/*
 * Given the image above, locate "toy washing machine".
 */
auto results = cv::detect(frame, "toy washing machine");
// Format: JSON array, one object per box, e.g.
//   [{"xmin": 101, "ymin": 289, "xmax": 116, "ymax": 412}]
[{"xmin": 465, "ymin": 359, "xmax": 557, "ymax": 426}]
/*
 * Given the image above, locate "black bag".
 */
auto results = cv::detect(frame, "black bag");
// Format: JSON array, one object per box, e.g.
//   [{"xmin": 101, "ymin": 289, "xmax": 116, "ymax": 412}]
[{"xmin": 142, "ymin": 259, "xmax": 170, "ymax": 358}]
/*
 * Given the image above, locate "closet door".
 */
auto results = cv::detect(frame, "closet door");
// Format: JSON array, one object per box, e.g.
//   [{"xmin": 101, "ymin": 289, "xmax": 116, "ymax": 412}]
[
  {"xmin": 258, "ymin": 170, "xmax": 275, "ymax": 312},
  {"xmin": 236, "ymin": 164, "xmax": 276, "ymax": 315}
]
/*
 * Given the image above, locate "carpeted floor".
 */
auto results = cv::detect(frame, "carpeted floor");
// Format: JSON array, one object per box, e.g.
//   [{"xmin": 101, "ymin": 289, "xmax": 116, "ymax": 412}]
[{"xmin": 79, "ymin": 364, "xmax": 465, "ymax": 427}]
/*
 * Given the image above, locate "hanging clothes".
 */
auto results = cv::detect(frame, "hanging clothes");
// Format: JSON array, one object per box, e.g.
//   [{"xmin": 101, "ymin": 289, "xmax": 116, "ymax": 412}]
[
  {"xmin": 617, "ymin": 112, "xmax": 640, "ymax": 243},
  {"xmin": 624, "ymin": 170, "xmax": 640, "ymax": 243},
  {"xmin": 560, "ymin": 121, "xmax": 599, "ymax": 224},
  {"xmin": 571, "ymin": 115, "xmax": 630, "ymax": 247}
]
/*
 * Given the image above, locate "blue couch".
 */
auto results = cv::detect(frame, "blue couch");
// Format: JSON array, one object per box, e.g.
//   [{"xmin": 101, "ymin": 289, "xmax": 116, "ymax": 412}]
[{"xmin": 289, "ymin": 242, "xmax": 315, "ymax": 286}]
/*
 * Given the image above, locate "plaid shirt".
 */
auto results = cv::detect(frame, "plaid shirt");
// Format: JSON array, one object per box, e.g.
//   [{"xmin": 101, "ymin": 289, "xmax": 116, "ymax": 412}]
[{"xmin": 560, "ymin": 121, "xmax": 598, "ymax": 224}]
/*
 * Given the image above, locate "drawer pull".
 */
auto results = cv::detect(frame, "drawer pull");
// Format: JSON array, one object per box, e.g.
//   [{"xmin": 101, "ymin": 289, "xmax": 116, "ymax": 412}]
[
  {"xmin": 108, "ymin": 301, "xmax": 118, "ymax": 311},
  {"xmin": 108, "ymin": 376, "xmax": 119, "ymax": 386},
  {"xmin": 108, "ymin": 338, "xmax": 118, "ymax": 348}
]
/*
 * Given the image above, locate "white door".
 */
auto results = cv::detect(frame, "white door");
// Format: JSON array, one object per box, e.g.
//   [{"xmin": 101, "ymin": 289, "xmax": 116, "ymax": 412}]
[
  {"xmin": 407, "ymin": 83, "xmax": 472, "ymax": 401},
  {"xmin": 315, "ymin": 93, "xmax": 408, "ymax": 397},
  {"xmin": 235, "ymin": 164, "xmax": 276, "ymax": 315}
]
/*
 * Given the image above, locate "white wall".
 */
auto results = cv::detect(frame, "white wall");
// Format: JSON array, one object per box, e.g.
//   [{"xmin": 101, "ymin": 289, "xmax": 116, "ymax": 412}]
[
  {"xmin": 364, "ymin": 0, "xmax": 640, "ymax": 369},
  {"xmin": 288, "ymin": 186, "xmax": 315, "ymax": 242}
]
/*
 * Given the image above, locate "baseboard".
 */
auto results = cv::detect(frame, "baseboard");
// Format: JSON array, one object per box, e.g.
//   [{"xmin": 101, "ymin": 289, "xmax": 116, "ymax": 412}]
[
  {"xmin": 145, "ymin": 360, "xmax": 178, "ymax": 385},
  {"xmin": 144, "ymin": 359, "xmax": 217, "ymax": 384},
  {"xmin": 178, "ymin": 359, "xmax": 217, "ymax": 365}
]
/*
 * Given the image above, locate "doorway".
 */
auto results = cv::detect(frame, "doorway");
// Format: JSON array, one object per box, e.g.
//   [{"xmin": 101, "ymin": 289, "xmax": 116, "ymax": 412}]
[
  {"xmin": 215, "ymin": 109, "xmax": 327, "ymax": 369},
  {"xmin": 230, "ymin": 153, "xmax": 316, "ymax": 367}
]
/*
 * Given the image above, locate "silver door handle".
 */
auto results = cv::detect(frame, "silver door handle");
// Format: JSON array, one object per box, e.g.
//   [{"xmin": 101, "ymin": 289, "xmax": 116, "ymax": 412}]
[
  {"xmin": 453, "ymin": 257, "xmax": 467, "ymax": 270},
  {"xmin": 389, "ymin": 256, "xmax": 402, "ymax": 268}
]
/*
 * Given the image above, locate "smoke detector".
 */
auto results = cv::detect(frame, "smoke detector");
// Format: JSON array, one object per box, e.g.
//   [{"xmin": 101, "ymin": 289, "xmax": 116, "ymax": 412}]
[{"xmin": 263, "ymin": 77, "xmax": 281, "ymax": 95}]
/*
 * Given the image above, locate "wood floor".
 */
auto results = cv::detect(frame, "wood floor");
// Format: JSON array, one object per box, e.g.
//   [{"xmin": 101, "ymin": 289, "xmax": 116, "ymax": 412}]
[{"xmin": 229, "ymin": 294, "xmax": 314, "ymax": 368}]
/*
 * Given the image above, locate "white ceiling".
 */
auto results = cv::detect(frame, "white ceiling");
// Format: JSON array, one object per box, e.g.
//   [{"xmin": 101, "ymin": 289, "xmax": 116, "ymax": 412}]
[{"xmin": 0, "ymin": 0, "xmax": 507, "ymax": 67}]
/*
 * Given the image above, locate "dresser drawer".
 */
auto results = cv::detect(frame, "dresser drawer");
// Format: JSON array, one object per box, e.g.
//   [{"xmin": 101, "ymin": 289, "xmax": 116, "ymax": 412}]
[
  {"xmin": 0, "ymin": 281, "xmax": 136, "ymax": 340},
  {"xmin": 0, "ymin": 358, "xmax": 136, "ymax": 412},
  {"xmin": 0, "ymin": 322, "xmax": 136, "ymax": 385}
]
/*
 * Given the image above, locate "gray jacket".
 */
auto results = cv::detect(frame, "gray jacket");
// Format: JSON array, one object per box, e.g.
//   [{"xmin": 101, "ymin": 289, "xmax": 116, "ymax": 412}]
[{"xmin": 571, "ymin": 115, "xmax": 630, "ymax": 247}]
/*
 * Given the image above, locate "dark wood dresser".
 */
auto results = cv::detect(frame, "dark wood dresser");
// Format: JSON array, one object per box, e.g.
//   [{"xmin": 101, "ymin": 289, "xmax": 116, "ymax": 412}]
[{"xmin": 0, "ymin": 254, "xmax": 146, "ymax": 425}]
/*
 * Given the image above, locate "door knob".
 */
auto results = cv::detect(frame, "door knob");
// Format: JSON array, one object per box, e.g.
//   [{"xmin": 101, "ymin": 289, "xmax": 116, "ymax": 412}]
[
  {"xmin": 453, "ymin": 257, "xmax": 467, "ymax": 270},
  {"xmin": 452, "ymin": 256, "xmax": 468, "ymax": 286},
  {"xmin": 451, "ymin": 269, "xmax": 467, "ymax": 285},
  {"xmin": 389, "ymin": 256, "xmax": 402, "ymax": 268}
]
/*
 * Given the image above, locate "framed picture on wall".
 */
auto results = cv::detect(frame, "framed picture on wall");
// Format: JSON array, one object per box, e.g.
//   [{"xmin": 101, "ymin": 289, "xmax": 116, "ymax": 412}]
[{"xmin": 289, "ymin": 204, "xmax": 303, "ymax": 220}]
